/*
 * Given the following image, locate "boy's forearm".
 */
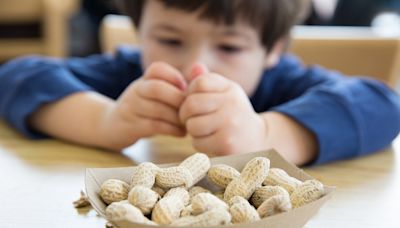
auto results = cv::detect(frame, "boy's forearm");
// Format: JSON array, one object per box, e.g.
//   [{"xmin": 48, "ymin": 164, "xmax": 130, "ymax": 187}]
[
  {"xmin": 29, "ymin": 91, "xmax": 116, "ymax": 150},
  {"xmin": 260, "ymin": 112, "xmax": 317, "ymax": 165}
]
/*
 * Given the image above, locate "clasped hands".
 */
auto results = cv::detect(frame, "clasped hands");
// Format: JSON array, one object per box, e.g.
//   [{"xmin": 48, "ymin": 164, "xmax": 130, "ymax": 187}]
[{"xmin": 103, "ymin": 62, "xmax": 268, "ymax": 155}]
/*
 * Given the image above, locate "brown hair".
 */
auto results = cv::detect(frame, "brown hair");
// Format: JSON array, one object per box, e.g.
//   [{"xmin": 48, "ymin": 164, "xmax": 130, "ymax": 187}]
[{"xmin": 120, "ymin": 0, "xmax": 310, "ymax": 51}]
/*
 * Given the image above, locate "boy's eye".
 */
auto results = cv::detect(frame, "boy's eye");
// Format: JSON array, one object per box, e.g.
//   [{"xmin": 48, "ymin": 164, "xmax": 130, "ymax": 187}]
[
  {"xmin": 218, "ymin": 45, "xmax": 242, "ymax": 54},
  {"xmin": 157, "ymin": 38, "xmax": 182, "ymax": 47}
]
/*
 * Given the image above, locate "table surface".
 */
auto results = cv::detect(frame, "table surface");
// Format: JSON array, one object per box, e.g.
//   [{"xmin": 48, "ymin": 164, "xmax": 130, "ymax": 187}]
[{"xmin": 0, "ymin": 120, "xmax": 399, "ymax": 228}]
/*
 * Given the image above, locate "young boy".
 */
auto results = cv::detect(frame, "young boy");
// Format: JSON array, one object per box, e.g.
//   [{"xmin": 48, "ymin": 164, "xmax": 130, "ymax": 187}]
[{"xmin": 0, "ymin": 0, "xmax": 399, "ymax": 166}]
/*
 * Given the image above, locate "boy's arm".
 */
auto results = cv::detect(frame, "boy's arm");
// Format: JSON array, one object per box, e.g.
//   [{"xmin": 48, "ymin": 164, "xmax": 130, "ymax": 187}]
[
  {"xmin": 28, "ymin": 62, "xmax": 188, "ymax": 150},
  {"xmin": 28, "ymin": 91, "xmax": 117, "ymax": 149},
  {"xmin": 256, "ymin": 55, "xmax": 400, "ymax": 165},
  {"xmin": 260, "ymin": 112, "xmax": 317, "ymax": 165},
  {"xmin": 0, "ymin": 48, "xmax": 141, "ymax": 142},
  {"xmin": 180, "ymin": 67, "xmax": 316, "ymax": 166}
]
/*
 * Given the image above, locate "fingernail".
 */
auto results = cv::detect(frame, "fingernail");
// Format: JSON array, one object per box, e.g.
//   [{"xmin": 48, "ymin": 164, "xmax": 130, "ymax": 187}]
[{"xmin": 190, "ymin": 63, "xmax": 209, "ymax": 81}]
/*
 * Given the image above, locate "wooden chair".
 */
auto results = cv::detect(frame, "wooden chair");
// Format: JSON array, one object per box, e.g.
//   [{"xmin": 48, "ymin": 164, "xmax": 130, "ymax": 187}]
[
  {"xmin": 100, "ymin": 15, "xmax": 400, "ymax": 88},
  {"xmin": 290, "ymin": 26, "xmax": 400, "ymax": 87},
  {"xmin": 0, "ymin": 0, "xmax": 80, "ymax": 60},
  {"xmin": 100, "ymin": 14, "xmax": 138, "ymax": 53}
]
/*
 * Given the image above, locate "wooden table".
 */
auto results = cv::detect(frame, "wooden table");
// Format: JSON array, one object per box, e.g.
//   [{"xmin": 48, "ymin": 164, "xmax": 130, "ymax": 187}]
[{"xmin": 0, "ymin": 120, "xmax": 399, "ymax": 228}]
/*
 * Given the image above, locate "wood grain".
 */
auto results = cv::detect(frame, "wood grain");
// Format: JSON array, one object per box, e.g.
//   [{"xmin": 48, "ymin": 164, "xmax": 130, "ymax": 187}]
[{"xmin": 0, "ymin": 120, "xmax": 399, "ymax": 227}]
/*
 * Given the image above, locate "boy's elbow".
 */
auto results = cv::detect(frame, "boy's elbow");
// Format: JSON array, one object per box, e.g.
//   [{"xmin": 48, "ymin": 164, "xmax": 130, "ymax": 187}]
[{"xmin": 359, "ymin": 79, "xmax": 400, "ymax": 154}]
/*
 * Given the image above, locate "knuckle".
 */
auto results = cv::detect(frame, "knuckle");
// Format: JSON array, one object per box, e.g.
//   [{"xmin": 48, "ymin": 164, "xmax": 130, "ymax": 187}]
[
  {"xmin": 218, "ymin": 136, "xmax": 236, "ymax": 155},
  {"xmin": 225, "ymin": 117, "xmax": 240, "ymax": 129}
]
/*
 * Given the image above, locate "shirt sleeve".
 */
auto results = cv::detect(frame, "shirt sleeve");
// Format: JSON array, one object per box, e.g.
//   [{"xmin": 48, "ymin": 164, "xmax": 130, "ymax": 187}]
[
  {"xmin": 0, "ymin": 47, "xmax": 143, "ymax": 138},
  {"xmin": 251, "ymin": 54, "xmax": 400, "ymax": 165}
]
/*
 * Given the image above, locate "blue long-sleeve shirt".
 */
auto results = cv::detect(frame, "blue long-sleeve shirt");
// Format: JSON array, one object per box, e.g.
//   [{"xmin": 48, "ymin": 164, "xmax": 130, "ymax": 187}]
[{"xmin": 1, "ymin": 47, "xmax": 399, "ymax": 164}]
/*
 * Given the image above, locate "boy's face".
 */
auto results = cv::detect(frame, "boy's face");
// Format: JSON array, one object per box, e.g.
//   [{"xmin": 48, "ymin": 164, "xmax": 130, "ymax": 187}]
[{"xmin": 138, "ymin": 1, "xmax": 278, "ymax": 95}]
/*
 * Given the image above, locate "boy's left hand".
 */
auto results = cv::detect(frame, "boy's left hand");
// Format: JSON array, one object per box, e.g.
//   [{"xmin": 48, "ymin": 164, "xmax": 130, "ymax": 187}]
[{"xmin": 179, "ymin": 72, "xmax": 268, "ymax": 155}]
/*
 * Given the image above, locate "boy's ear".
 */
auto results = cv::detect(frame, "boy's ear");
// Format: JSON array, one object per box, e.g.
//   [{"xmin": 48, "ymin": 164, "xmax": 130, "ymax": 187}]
[{"xmin": 264, "ymin": 38, "xmax": 286, "ymax": 69}]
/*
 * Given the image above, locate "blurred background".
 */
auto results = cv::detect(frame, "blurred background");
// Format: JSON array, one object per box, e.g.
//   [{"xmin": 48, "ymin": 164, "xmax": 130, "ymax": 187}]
[{"xmin": 0, "ymin": 0, "xmax": 399, "ymax": 88}]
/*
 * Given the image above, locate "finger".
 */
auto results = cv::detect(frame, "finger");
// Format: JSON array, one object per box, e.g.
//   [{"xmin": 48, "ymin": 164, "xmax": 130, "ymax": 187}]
[
  {"xmin": 188, "ymin": 74, "xmax": 230, "ymax": 94},
  {"xmin": 139, "ymin": 117, "xmax": 186, "ymax": 137},
  {"xmin": 188, "ymin": 63, "xmax": 209, "ymax": 83},
  {"xmin": 144, "ymin": 61, "xmax": 187, "ymax": 91},
  {"xmin": 179, "ymin": 93, "xmax": 222, "ymax": 124},
  {"xmin": 137, "ymin": 79, "xmax": 186, "ymax": 109},
  {"xmin": 185, "ymin": 113, "xmax": 219, "ymax": 137},
  {"xmin": 135, "ymin": 98, "xmax": 182, "ymax": 127}
]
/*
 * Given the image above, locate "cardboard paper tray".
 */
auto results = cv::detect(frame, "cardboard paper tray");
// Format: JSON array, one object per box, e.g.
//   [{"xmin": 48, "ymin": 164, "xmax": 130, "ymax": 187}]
[{"xmin": 86, "ymin": 149, "xmax": 335, "ymax": 228}]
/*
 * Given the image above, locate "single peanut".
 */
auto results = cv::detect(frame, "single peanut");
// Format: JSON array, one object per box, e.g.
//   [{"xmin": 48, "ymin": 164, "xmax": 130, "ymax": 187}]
[
  {"xmin": 188, "ymin": 186, "xmax": 210, "ymax": 202},
  {"xmin": 263, "ymin": 168, "xmax": 302, "ymax": 194},
  {"xmin": 191, "ymin": 192, "xmax": 228, "ymax": 215},
  {"xmin": 228, "ymin": 196, "xmax": 260, "ymax": 224},
  {"xmin": 100, "ymin": 179, "xmax": 129, "ymax": 205},
  {"xmin": 105, "ymin": 201, "xmax": 156, "ymax": 225},
  {"xmin": 290, "ymin": 179, "xmax": 325, "ymax": 208},
  {"xmin": 257, "ymin": 194, "xmax": 292, "ymax": 218},
  {"xmin": 130, "ymin": 162, "xmax": 160, "ymax": 189},
  {"xmin": 223, "ymin": 178, "xmax": 249, "ymax": 203},
  {"xmin": 179, "ymin": 153, "xmax": 211, "ymax": 185},
  {"xmin": 164, "ymin": 187, "xmax": 190, "ymax": 206},
  {"xmin": 155, "ymin": 166, "xmax": 193, "ymax": 189},
  {"xmin": 152, "ymin": 187, "xmax": 189, "ymax": 225},
  {"xmin": 207, "ymin": 164, "xmax": 240, "ymax": 189},
  {"xmin": 170, "ymin": 208, "xmax": 232, "ymax": 226},
  {"xmin": 128, "ymin": 185, "xmax": 159, "ymax": 215},
  {"xmin": 240, "ymin": 157, "xmax": 270, "ymax": 186},
  {"xmin": 224, "ymin": 157, "xmax": 270, "ymax": 202},
  {"xmin": 250, "ymin": 185, "xmax": 289, "ymax": 208},
  {"xmin": 152, "ymin": 195, "xmax": 185, "ymax": 225}
]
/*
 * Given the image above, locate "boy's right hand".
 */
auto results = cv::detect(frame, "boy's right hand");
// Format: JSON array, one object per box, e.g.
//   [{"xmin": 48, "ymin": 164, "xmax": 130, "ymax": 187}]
[{"xmin": 101, "ymin": 62, "xmax": 188, "ymax": 150}]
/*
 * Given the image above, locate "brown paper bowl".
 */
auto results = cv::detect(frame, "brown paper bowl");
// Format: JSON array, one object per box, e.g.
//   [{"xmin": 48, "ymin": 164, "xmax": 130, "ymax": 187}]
[{"xmin": 86, "ymin": 149, "xmax": 335, "ymax": 228}]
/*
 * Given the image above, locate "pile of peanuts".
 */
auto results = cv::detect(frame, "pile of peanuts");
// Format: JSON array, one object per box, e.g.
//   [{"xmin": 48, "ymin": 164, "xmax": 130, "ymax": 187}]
[{"xmin": 99, "ymin": 153, "xmax": 325, "ymax": 226}]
